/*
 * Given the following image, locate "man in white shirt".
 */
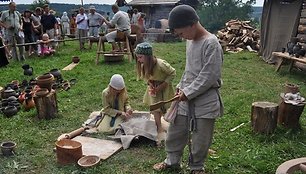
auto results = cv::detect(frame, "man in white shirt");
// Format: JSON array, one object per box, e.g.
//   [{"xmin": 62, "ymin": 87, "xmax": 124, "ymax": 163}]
[
  {"xmin": 76, "ymin": 7, "xmax": 88, "ymax": 50},
  {"xmin": 104, "ymin": 4, "xmax": 130, "ymax": 51}
]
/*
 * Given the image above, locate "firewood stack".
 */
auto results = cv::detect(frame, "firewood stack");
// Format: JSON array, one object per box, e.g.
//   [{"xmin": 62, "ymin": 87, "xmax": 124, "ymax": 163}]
[{"xmin": 217, "ymin": 19, "xmax": 260, "ymax": 53}]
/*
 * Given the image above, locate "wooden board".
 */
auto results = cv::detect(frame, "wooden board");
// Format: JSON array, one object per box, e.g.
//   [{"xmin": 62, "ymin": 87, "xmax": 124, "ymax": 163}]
[
  {"xmin": 72, "ymin": 136, "xmax": 122, "ymax": 160},
  {"xmin": 62, "ymin": 62, "xmax": 79, "ymax": 71}
]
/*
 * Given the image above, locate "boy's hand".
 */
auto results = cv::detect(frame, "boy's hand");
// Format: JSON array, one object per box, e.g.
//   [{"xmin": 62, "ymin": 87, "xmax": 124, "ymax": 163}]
[{"xmin": 178, "ymin": 90, "xmax": 188, "ymax": 101}]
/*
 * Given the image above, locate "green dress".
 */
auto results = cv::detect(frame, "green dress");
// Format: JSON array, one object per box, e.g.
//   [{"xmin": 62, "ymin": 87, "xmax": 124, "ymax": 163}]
[
  {"xmin": 98, "ymin": 87, "xmax": 131, "ymax": 134},
  {"xmin": 143, "ymin": 58, "xmax": 176, "ymax": 112}
]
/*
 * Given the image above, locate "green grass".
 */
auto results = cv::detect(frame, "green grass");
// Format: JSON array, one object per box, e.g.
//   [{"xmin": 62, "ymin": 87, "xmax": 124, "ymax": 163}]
[{"xmin": 0, "ymin": 41, "xmax": 305, "ymax": 174}]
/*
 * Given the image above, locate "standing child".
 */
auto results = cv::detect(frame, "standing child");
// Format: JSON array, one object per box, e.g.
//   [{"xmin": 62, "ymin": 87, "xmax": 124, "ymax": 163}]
[
  {"xmin": 153, "ymin": 5, "xmax": 224, "ymax": 174},
  {"xmin": 97, "ymin": 74, "xmax": 133, "ymax": 134},
  {"xmin": 135, "ymin": 42, "xmax": 176, "ymax": 143}
]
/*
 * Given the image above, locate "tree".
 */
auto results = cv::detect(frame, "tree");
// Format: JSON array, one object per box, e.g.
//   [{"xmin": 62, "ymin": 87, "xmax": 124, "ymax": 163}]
[
  {"xmin": 30, "ymin": 0, "xmax": 50, "ymax": 11},
  {"xmin": 197, "ymin": 0, "xmax": 255, "ymax": 33}
]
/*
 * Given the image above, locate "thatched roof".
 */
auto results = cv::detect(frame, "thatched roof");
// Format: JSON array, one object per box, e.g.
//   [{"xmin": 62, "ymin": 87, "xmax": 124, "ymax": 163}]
[{"xmin": 128, "ymin": 0, "xmax": 180, "ymax": 6}]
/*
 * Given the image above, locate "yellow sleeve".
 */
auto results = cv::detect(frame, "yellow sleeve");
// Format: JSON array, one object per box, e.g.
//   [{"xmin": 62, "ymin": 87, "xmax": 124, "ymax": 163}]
[{"xmin": 160, "ymin": 59, "xmax": 176, "ymax": 84}]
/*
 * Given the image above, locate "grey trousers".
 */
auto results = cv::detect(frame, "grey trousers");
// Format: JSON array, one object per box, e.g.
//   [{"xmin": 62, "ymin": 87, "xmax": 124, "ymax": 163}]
[
  {"xmin": 164, "ymin": 115, "xmax": 215, "ymax": 171},
  {"xmin": 7, "ymin": 31, "xmax": 25, "ymax": 61}
]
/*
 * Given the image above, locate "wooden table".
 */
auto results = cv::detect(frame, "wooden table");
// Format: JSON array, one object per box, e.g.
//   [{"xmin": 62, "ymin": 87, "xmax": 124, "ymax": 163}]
[{"xmin": 273, "ymin": 52, "xmax": 306, "ymax": 72}]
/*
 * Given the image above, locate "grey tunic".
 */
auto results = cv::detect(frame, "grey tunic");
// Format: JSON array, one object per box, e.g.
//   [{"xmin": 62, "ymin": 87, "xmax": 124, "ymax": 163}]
[{"xmin": 177, "ymin": 34, "xmax": 224, "ymax": 118}]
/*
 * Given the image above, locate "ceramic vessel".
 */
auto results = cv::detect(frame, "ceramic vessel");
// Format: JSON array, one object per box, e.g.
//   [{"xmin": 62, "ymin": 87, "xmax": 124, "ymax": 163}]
[
  {"xmin": 285, "ymin": 83, "xmax": 299, "ymax": 94},
  {"xmin": 1, "ymin": 141, "xmax": 16, "ymax": 156},
  {"xmin": 2, "ymin": 106, "xmax": 18, "ymax": 117},
  {"xmin": 49, "ymin": 69, "xmax": 62, "ymax": 81},
  {"xmin": 3, "ymin": 87, "xmax": 16, "ymax": 99},
  {"xmin": 287, "ymin": 37, "xmax": 298, "ymax": 55},
  {"xmin": 22, "ymin": 64, "xmax": 34, "ymax": 76},
  {"xmin": 23, "ymin": 93, "xmax": 35, "ymax": 110},
  {"xmin": 36, "ymin": 74, "xmax": 54, "ymax": 91},
  {"xmin": 72, "ymin": 56, "xmax": 80, "ymax": 63}
]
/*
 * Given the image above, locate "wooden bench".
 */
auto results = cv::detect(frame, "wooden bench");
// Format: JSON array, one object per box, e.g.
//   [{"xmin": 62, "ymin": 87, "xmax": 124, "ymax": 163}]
[{"xmin": 273, "ymin": 52, "xmax": 306, "ymax": 72}]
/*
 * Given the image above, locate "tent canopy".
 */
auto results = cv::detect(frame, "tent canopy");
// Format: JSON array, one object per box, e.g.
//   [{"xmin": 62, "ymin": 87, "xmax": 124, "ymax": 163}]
[{"xmin": 259, "ymin": 0, "xmax": 303, "ymax": 64}]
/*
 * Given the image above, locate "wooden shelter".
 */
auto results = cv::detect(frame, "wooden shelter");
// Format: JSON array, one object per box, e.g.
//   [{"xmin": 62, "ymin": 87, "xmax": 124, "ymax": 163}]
[
  {"xmin": 259, "ymin": 0, "xmax": 305, "ymax": 64},
  {"xmin": 127, "ymin": 0, "xmax": 199, "ymax": 29}
]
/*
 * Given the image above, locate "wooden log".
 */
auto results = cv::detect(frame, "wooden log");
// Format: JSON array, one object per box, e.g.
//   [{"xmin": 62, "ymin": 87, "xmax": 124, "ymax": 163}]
[
  {"xmin": 278, "ymin": 98, "xmax": 305, "ymax": 129},
  {"xmin": 251, "ymin": 102, "xmax": 278, "ymax": 134},
  {"xmin": 34, "ymin": 90, "xmax": 58, "ymax": 120}
]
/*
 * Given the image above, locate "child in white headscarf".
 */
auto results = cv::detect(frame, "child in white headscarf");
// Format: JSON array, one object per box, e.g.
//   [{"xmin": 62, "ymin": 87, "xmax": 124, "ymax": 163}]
[
  {"xmin": 61, "ymin": 12, "xmax": 70, "ymax": 36},
  {"xmin": 97, "ymin": 74, "xmax": 133, "ymax": 134}
]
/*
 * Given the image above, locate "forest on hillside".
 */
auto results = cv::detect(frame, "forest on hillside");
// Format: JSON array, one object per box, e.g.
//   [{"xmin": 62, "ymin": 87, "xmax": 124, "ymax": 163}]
[{"xmin": 0, "ymin": 3, "xmax": 261, "ymax": 19}]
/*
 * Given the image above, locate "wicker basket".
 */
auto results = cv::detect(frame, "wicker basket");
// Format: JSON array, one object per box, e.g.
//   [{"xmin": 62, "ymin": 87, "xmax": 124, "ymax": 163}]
[
  {"xmin": 55, "ymin": 139, "xmax": 83, "ymax": 165},
  {"xmin": 104, "ymin": 54, "xmax": 124, "ymax": 62}
]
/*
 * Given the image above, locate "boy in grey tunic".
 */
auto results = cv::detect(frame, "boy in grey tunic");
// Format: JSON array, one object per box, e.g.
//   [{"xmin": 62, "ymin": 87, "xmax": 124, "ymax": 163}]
[{"xmin": 153, "ymin": 5, "xmax": 224, "ymax": 174}]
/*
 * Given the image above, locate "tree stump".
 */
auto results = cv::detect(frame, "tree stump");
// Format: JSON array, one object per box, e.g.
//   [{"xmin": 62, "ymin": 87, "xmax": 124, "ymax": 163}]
[
  {"xmin": 278, "ymin": 98, "xmax": 305, "ymax": 129},
  {"xmin": 34, "ymin": 90, "xmax": 58, "ymax": 119},
  {"xmin": 251, "ymin": 102, "xmax": 278, "ymax": 134}
]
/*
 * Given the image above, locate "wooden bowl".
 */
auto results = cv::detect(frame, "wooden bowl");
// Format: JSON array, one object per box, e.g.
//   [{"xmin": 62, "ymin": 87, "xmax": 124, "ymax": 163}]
[
  {"xmin": 78, "ymin": 155, "xmax": 100, "ymax": 168},
  {"xmin": 104, "ymin": 54, "xmax": 124, "ymax": 62}
]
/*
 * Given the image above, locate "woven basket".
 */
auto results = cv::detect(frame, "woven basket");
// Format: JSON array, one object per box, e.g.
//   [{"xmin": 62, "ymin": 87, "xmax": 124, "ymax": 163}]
[{"xmin": 55, "ymin": 139, "xmax": 83, "ymax": 165}]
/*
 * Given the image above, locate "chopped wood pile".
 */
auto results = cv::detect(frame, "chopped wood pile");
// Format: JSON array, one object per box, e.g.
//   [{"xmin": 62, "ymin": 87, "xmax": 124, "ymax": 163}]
[{"xmin": 217, "ymin": 19, "xmax": 260, "ymax": 53}]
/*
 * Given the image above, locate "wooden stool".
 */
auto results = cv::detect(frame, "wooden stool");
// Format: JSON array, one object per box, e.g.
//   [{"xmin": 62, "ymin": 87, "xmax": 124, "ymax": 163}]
[
  {"xmin": 34, "ymin": 89, "xmax": 58, "ymax": 120},
  {"xmin": 251, "ymin": 101, "xmax": 278, "ymax": 134},
  {"xmin": 96, "ymin": 32, "xmax": 134, "ymax": 64},
  {"xmin": 276, "ymin": 157, "xmax": 306, "ymax": 174}
]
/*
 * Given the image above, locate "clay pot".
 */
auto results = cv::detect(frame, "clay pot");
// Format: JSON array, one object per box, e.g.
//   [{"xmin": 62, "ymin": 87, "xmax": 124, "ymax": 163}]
[
  {"xmin": 281, "ymin": 48, "xmax": 286, "ymax": 53},
  {"xmin": 22, "ymin": 64, "xmax": 34, "ymax": 76},
  {"xmin": 285, "ymin": 83, "xmax": 299, "ymax": 94},
  {"xmin": 3, "ymin": 87, "xmax": 16, "ymax": 99},
  {"xmin": 7, "ymin": 96, "xmax": 18, "ymax": 102},
  {"xmin": 72, "ymin": 56, "xmax": 80, "ymax": 63},
  {"xmin": 23, "ymin": 93, "xmax": 35, "ymax": 110},
  {"xmin": 2, "ymin": 106, "xmax": 18, "ymax": 117},
  {"xmin": 287, "ymin": 37, "xmax": 298, "ymax": 55},
  {"xmin": 49, "ymin": 69, "xmax": 62, "ymax": 81},
  {"xmin": 1, "ymin": 141, "xmax": 16, "ymax": 156},
  {"xmin": 36, "ymin": 73, "xmax": 55, "ymax": 91},
  {"xmin": 1, "ymin": 99, "xmax": 9, "ymax": 107},
  {"xmin": 35, "ymin": 88, "xmax": 49, "ymax": 97}
]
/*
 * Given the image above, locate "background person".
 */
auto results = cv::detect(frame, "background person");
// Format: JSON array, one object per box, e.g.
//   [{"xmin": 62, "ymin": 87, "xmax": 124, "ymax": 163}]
[
  {"xmin": 76, "ymin": 7, "xmax": 88, "ymax": 50},
  {"xmin": 60, "ymin": 11, "xmax": 70, "ymax": 37},
  {"xmin": 88, "ymin": 5, "xmax": 105, "ymax": 49},
  {"xmin": 0, "ymin": 2, "xmax": 25, "ymax": 61},
  {"xmin": 22, "ymin": 9, "xmax": 35, "ymax": 56},
  {"xmin": 40, "ymin": 4, "xmax": 58, "ymax": 48},
  {"xmin": 104, "ymin": 4, "xmax": 130, "ymax": 52}
]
